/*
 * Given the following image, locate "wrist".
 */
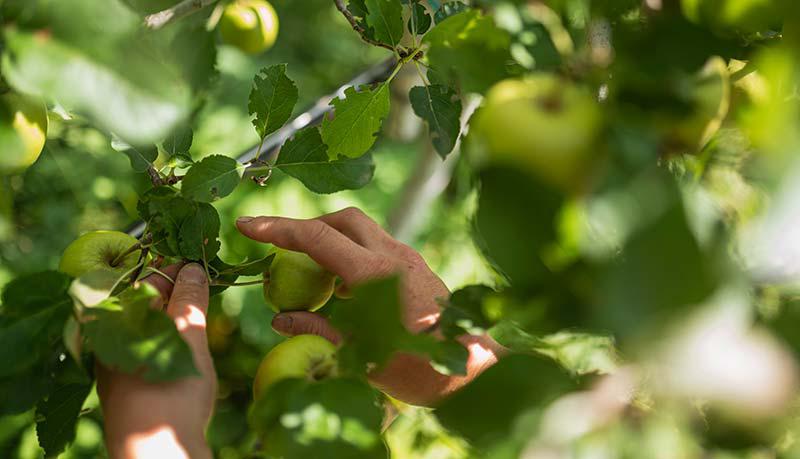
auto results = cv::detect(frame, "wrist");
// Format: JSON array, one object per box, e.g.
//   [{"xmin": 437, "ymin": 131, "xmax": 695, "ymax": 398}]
[{"xmin": 107, "ymin": 425, "xmax": 211, "ymax": 459}]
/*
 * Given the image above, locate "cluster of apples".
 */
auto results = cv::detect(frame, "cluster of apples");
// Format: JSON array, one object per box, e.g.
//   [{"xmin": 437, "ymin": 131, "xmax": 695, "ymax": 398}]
[{"xmin": 58, "ymin": 230, "xmax": 339, "ymax": 399}]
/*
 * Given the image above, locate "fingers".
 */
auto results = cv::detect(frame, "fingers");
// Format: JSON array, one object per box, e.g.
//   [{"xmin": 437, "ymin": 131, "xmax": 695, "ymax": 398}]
[
  {"xmin": 316, "ymin": 207, "xmax": 391, "ymax": 250},
  {"xmin": 271, "ymin": 312, "xmax": 342, "ymax": 345},
  {"xmin": 317, "ymin": 207, "xmax": 420, "ymax": 262},
  {"xmin": 167, "ymin": 264, "xmax": 211, "ymax": 362},
  {"xmin": 236, "ymin": 216, "xmax": 394, "ymax": 285}
]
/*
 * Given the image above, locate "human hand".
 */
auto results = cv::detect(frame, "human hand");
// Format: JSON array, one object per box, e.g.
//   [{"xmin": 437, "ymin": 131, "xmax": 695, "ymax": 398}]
[
  {"xmin": 236, "ymin": 207, "xmax": 505, "ymax": 406},
  {"xmin": 97, "ymin": 263, "xmax": 216, "ymax": 459}
]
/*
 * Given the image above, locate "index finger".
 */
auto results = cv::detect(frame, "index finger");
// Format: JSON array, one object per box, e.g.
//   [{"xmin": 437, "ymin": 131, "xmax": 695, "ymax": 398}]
[{"xmin": 236, "ymin": 216, "xmax": 393, "ymax": 285}]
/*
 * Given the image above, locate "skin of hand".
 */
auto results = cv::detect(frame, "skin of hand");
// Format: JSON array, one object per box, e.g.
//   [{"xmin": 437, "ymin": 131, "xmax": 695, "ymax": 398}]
[
  {"xmin": 236, "ymin": 207, "xmax": 506, "ymax": 407},
  {"xmin": 97, "ymin": 263, "xmax": 216, "ymax": 459}
]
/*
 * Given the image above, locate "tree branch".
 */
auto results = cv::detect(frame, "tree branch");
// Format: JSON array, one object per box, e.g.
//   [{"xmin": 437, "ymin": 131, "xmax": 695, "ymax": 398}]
[
  {"xmin": 332, "ymin": 0, "xmax": 399, "ymax": 53},
  {"xmin": 144, "ymin": 0, "xmax": 218, "ymax": 30}
]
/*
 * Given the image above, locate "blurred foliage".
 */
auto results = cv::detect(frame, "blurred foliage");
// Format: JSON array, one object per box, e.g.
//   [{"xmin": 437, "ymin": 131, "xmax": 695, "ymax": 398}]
[{"xmin": 3, "ymin": 0, "xmax": 800, "ymax": 458}]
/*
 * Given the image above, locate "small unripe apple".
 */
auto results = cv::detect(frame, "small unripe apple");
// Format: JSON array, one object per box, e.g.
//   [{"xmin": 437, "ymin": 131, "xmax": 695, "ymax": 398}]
[
  {"xmin": 263, "ymin": 249, "xmax": 336, "ymax": 312},
  {"xmin": 0, "ymin": 91, "xmax": 48, "ymax": 175},
  {"xmin": 219, "ymin": 0, "xmax": 279, "ymax": 54},
  {"xmin": 469, "ymin": 74, "xmax": 602, "ymax": 192},
  {"xmin": 253, "ymin": 334, "xmax": 338, "ymax": 399},
  {"xmin": 59, "ymin": 231, "xmax": 141, "ymax": 278}
]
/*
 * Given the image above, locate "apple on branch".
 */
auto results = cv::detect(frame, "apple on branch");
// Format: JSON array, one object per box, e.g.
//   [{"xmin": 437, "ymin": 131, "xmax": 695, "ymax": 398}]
[
  {"xmin": 469, "ymin": 74, "xmax": 603, "ymax": 193},
  {"xmin": 219, "ymin": 0, "xmax": 279, "ymax": 54},
  {"xmin": 59, "ymin": 231, "xmax": 142, "ymax": 278},
  {"xmin": 262, "ymin": 248, "xmax": 336, "ymax": 312},
  {"xmin": 253, "ymin": 334, "xmax": 338, "ymax": 399},
  {"xmin": 0, "ymin": 91, "xmax": 48, "ymax": 175}
]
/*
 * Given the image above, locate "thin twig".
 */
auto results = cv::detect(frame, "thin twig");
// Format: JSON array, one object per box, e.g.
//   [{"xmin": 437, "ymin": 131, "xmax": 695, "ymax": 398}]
[
  {"xmin": 147, "ymin": 166, "xmax": 165, "ymax": 186},
  {"xmin": 144, "ymin": 0, "xmax": 218, "ymax": 30}
]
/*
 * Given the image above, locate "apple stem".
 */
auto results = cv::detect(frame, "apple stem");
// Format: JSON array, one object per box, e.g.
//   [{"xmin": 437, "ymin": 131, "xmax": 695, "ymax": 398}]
[
  {"xmin": 211, "ymin": 279, "xmax": 264, "ymax": 287},
  {"xmin": 111, "ymin": 241, "xmax": 143, "ymax": 268}
]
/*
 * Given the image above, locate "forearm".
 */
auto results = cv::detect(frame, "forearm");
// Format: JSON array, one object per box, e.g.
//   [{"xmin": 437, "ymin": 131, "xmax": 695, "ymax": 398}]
[{"xmin": 370, "ymin": 334, "xmax": 505, "ymax": 406}]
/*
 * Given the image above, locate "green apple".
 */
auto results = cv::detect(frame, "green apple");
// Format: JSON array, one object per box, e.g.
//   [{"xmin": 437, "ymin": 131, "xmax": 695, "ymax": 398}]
[
  {"xmin": 253, "ymin": 334, "xmax": 338, "ymax": 399},
  {"xmin": 0, "ymin": 91, "xmax": 48, "ymax": 175},
  {"xmin": 59, "ymin": 231, "xmax": 141, "ymax": 278},
  {"xmin": 219, "ymin": 0, "xmax": 279, "ymax": 54},
  {"xmin": 469, "ymin": 74, "xmax": 602, "ymax": 192},
  {"xmin": 263, "ymin": 249, "xmax": 336, "ymax": 312},
  {"xmin": 681, "ymin": 0, "xmax": 786, "ymax": 33}
]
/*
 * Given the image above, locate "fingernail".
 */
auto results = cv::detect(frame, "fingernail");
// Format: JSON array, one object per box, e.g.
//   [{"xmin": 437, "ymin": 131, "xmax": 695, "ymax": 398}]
[
  {"xmin": 272, "ymin": 314, "xmax": 293, "ymax": 333},
  {"xmin": 178, "ymin": 263, "xmax": 207, "ymax": 285},
  {"xmin": 237, "ymin": 216, "xmax": 254, "ymax": 224}
]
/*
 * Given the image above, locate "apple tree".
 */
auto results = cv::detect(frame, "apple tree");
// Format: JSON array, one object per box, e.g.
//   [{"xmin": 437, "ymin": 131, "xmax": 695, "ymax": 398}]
[{"xmin": 2, "ymin": 0, "xmax": 800, "ymax": 458}]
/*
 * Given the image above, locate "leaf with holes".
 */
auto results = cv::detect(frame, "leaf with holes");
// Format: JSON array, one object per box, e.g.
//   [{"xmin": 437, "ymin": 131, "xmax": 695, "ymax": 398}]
[
  {"xmin": 181, "ymin": 155, "xmax": 244, "ymax": 202},
  {"xmin": 408, "ymin": 2, "xmax": 432, "ymax": 35},
  {"xmin": 249, "ymin": 64, "xmax": 298, "ymax": 139},
  {"xmin": 321, "ymin": 85, "xmax": 390, "ymax": 159},
  {"xmin": 276, "ymin": 127, "xmax": 375, "ymax": 194},
  {"xmin": 409, "ymin": 84, "xmax": 462, "ymax": 158}
]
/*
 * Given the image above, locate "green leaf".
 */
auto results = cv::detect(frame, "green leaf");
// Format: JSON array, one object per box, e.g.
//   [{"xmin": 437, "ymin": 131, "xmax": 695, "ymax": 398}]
[
  {"xmin": 69, "ymin": 269, "xmax": 125, "ymax": 308},
  {"xmin": 364, "ymin": 0, "xmax": 404, "ymax": 47},
  {"xmin": 214, "ymin": 254, "xmax": 276, "ymax": 277},
  {"xmin": 331, "ymin": 277, "xmax": 468, "ymax": 376},
  {"xmin": 0, "ymin": 301, "xmax": 71, "ymax": 379},
  {"xmin": 35, "ymin": 382, "xmax": 92, "ymax": 457},
  {"xmin": 1, "ymin": 1, "xmax": 192, "ymax": 145},
  {"xmin": 434, "ymin": 354, "xmax": 575, "ymax": 451},
  {"xmin": 409, "ymin": 84, "xmax": 462, "ymax": 158},
  {"xmin": 433, "ymin": 1, "xmax": 468, "ymax": 23},
  {"xmin": 249, "ymin": 64, "xmax": 299, "ymax": 139},
  {"xmin": 424, "ymin": 9, "xmax": 513, "ymax": 94},
  {"xmin": 162, "ymin": 124, "xmax": 193, "ymax": 157},
  {"xmin": 177, "ymin": 202, "xmax": 221, "ymax": 261},
  {"xmin": 438, "ymin": 285, "xmax": 496, "ymax": 339},
  {"xmin": 321, "ymin": 84, "xmax": 391, "ymax": 159},
  {"xmin": 276, "ymin": 127, "xmax": 375, "ymax": 194},
  {"xmin": 594, "ymin": 187, "xmax": 721, "ymax": 344},
  {"xmin": 181, "ymin": 154, "xmax": 243, "ymax": 202},
  {"xmin": 138, "ymin": 187, "xmax": 195, "ymax": 257},
  {"xmin": 1, "ymin": 271, "xmax": 70, "ymax": 318},
  {"xmin": 0, "ymin": 362, "xmax": 53, "ymax": 416},
  {"xmin": 408, "ymin": 2, "xmax": 432, "ymax": 35},
  {"xmin": 475, "ymin": 167, "xmax": 563, "ymax": 288},
  {"xmin": 111, "ymin": 138, "xmax": 158, "ymax": 173},
  {"xmin": 347, "ymin": 0, "xmax": 378, "ymax": 41},
  {"xmin": 84, "ymin": 284, "xmax": 199, "ymax": 382},
  {"xmin": 250, "ymin": 378, "xmax": 386, "ymax": 459}
]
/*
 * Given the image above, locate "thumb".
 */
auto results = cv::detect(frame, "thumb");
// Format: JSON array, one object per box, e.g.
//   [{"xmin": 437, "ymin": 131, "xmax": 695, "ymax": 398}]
[
  {"xmin": 271, "ymin": 311, "xmax": 342, "ymax": 345},
  {"xmin": 167, "ymin": 263, "xmax": 211, "ymax": 362}
]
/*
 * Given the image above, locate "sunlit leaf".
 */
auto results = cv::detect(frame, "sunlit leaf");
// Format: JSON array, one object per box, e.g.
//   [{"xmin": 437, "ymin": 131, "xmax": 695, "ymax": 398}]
[
  {"xmin": 249, "ymin": 64, "xmax": 298, "ymax": 139},
  {"xmin": 321, "ymin": 85, "xmax": 390, "ymax": 159}
]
